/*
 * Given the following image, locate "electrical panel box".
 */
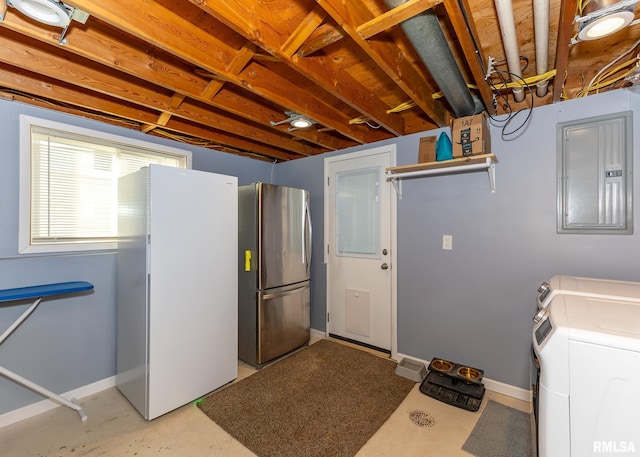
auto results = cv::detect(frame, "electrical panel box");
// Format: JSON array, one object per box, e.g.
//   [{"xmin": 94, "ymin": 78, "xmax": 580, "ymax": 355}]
[{"xmin": 557, "ymin": 112, "xmax": 633, "ymax": 234}]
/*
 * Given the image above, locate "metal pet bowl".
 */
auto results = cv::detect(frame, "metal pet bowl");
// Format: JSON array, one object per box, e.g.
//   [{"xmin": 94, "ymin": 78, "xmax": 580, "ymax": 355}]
[
  {"xmin": 456, "ymin": 366, "xmax": 482, "ymax": 381},
  {"xmin": 430, "ymin": 359, "xmax": 455, "ymax": 373}
]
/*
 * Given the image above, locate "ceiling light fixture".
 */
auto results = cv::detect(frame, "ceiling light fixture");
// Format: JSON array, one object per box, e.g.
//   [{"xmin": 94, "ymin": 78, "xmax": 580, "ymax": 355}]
[
  {"xmin": 576, "ymin": 0, "xmax": 638, "ymax": 41},
  {"xmin": 7, "ymin": 0, "xmax": 72, "ymax": 26},
  {"xmin": 4, "ymin": 0, "xmax": 89, "ymax": 44},
  {"xmin": 270, "ymin": 110, "xmax": 316, "ymax": 131}
]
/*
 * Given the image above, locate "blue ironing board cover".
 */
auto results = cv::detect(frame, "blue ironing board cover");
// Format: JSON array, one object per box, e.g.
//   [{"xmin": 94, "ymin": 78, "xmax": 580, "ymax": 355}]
[{"xmin": 0, "ymin": 281, "xmax": 94, "ymax": 303}]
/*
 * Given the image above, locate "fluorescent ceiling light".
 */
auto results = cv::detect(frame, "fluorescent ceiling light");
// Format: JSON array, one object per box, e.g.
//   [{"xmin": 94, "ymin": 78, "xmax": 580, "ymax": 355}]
[
  {"xmin": 8, "ymin": 0, "xmax": 72, "ymax": 27},
  {"xmin": 578, "ymin": 10, "xmax": 635, "ymax": 40}
]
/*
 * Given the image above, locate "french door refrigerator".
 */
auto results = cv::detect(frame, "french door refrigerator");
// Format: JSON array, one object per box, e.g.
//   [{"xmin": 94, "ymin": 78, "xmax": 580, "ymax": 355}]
[
  {"xmin": 116, "ymin": 164, "xmax": 238, "ymax": 420},
  {"xmin": 238, "ymin": 182, "xmax": 311, "ymax": 367}
]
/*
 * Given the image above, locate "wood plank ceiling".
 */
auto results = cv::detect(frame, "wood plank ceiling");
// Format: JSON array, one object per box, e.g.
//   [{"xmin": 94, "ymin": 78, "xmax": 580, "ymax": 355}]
[{"xmin": 0, "ymin": 0, "xmax": 639, "ymax": 161}]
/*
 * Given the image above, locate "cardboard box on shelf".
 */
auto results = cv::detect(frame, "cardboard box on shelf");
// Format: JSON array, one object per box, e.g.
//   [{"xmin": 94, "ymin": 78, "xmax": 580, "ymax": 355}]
[
  {"xmin": 418, "ymin": 135, "xmax": 437, "ymax": 163},
  {"xmin": 451, "ymin": 113, "xmax": 491, "ymax": 158}
]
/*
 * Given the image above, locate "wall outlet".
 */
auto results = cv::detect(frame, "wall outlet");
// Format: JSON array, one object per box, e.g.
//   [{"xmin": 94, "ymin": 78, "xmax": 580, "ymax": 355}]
[{"xmin": 442, "ymin": 235, "xmax": 453, "ymax": 250}]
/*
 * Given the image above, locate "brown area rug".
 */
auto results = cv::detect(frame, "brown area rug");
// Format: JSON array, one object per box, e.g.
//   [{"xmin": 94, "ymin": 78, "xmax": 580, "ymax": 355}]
[{"xmin": 198, "ymin": 339, "xmax": 415, "ymax": 457}]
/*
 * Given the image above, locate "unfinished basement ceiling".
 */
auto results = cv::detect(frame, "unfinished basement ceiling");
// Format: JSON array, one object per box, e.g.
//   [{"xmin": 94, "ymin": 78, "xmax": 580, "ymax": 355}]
[{"xmin": 0, "ymin": 0, "xmax": 639, "ymax": 161}]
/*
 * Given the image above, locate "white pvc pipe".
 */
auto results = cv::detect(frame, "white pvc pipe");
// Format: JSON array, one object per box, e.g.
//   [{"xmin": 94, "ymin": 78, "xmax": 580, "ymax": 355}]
[
  {"xmin": 533, "ymin": 0, "xmax": 550, "ymax": 96},
  {"xmin": 494, "ymin": 0, "xmax": 525, "ymax": 102}
]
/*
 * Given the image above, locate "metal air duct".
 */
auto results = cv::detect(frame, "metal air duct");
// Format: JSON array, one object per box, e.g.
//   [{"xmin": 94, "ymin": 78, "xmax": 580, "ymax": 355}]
[{"xmin": 385, "ymin": 0, "xmax": 480, "ymax": 117}]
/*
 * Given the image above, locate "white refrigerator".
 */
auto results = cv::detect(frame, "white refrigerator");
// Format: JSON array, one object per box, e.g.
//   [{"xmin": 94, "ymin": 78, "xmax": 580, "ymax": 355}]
[{"xmin": 116, "ymin": 164, "xmax": 238, "ymax": 420}]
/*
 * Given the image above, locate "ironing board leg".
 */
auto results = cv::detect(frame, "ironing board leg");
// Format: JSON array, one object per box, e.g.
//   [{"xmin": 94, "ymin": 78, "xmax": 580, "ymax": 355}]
[
  {"xmin": 0, "ymin": 366, "xmax": 88, "ymax": 421},
  {"xmin": 0, "ymin": 296, "xmax": 88, "ymax": 421},
  {"xmin": 0, "ymin": 297, "xmax": 43, "ymax": 345}
]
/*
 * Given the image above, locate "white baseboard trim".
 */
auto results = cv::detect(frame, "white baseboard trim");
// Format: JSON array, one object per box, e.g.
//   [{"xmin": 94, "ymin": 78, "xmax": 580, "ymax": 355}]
[
  {"xmin": 0, "ymin": 375, "xmax": 117, "ymax": 429},
  {"xmin": 395, "ymin": 352, "xmax": 532, "ymax": 403},
  {"xmin": 0, "ymin": 346, "xmax": 531, "ymax": 428},
  {"xmin": 482, "ymin": 376, "xmax": 532, "ymax": 402},
  {"xmin": 310, "ymin": 328, "xmax": 326, "ymax": 340}
]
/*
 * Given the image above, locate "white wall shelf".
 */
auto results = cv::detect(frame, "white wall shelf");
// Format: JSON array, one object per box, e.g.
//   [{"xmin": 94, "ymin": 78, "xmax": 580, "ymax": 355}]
[{"xmin": 385, "ymin": 153, "xmax": 497, "ymax": 198}]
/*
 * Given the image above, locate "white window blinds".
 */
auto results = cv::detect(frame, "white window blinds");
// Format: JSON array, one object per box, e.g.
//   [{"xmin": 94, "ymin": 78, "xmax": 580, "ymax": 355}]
[{"xmin": 28, "ymin": 125, "xmax": 187, "ymax": 248}]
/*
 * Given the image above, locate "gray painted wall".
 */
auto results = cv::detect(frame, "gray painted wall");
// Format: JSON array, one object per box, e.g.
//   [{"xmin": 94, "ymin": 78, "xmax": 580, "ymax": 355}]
[
  {"xmin": 277, "ymin": 87, "xmax": 640, "ymax": 390},
  {"xmin": 1, "ymin": 87, "xmax": 639, "ymax": 416},
  {"xmin": 0, "ymin": 100, "xmax": 273, "ymax": 415}
]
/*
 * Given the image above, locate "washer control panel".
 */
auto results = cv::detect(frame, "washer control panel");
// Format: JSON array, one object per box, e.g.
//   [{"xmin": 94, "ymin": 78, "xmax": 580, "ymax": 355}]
[{"xmin": 533, "ymin": 308, "xmax": 553, "ymax": 345}]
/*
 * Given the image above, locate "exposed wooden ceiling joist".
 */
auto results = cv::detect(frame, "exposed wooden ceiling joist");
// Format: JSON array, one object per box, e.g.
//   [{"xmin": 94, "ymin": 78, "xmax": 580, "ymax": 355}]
[{"xmin": 0, "ymin": 0, "xmax": 634, "ymax": 162}]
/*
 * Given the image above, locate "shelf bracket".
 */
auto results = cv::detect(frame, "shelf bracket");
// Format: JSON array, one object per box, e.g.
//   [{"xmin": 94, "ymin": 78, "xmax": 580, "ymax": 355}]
[
  {"xmin": 390, "ymin": 177, "xmax": 403, "ymax": 199},
  {"xmin": 488, "ymin": 161, "xmax": 496, "ymax": 194}
]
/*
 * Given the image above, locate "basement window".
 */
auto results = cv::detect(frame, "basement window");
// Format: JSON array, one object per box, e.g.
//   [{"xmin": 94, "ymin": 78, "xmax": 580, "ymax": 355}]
[{"xmin": 19, "ymin": 115, "xmax": 191, "ymax": 254}]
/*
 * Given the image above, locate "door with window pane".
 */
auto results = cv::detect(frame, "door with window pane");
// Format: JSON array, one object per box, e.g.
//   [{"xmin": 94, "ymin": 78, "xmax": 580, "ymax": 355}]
[{"xmin": 326, "ymin": 147, "xmax": 393, "ymax": 352}]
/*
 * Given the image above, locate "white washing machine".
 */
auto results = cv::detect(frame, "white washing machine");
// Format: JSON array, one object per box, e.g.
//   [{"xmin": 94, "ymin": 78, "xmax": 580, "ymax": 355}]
[
  {"xmin": 533, "ymin": 293, "xmax": 640, "ymax": 457},
  {"xmin": 537, "ymin": 275, "xmax": 640, "ymax": 309}
]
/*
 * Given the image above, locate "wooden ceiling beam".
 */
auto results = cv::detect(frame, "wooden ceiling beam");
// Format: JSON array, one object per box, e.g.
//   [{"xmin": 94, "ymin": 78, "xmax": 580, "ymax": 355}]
[
  {"xmin": 317, "ymin": 0, "xmax": 446, "ymax": 127},
  {"xmin": 553, "ymin": 0, "xmax": 578, "ymax": 102},
  {"xmin": 281, "ymin": 7, "xmax": 327, "ymax": 57},
  {"xmin": 66, "ymin": 0, "xmax": 388, "ymax": 143},
  {"xmin": 158, "ymin": 118, "xmax": 301, "ymax": 161},
  {"xmin": 142, "ymin": 93, "xmax": 187, "ymax": 133},
  {"xmin": 0, "ymin": 63, "xmax": 300, "ymax": 161},
  {"xmin": 0, "ymin": 12, "xmax": 340, "ymax": 151},
  {"xmin": 442, "ymin": 0, "xmax": 495, "ymax": 115},
  {"xmin": 187, "ymin": 0, "xmax": 405, "ymax": 136},
  {"xmin": 0, "ymin": 30, "xmax": 318, "ymax": 157},
  {"xmin": 201, "ymin": 43, "xmax": 255, "ymax": 100},
  {"xmin": 296, "ymin": 24, "xmax": 346, "ymax": 57},
  {"xmin": 356, "ymin": 0, "xmax": 441, "ymax": 39}
]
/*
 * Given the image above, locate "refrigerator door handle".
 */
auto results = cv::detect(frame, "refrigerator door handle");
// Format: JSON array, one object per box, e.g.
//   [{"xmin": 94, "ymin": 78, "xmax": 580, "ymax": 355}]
[
  {"xmin": 303, "ymin": 194, "xmax": 312, "ymax": 274},
  {"xmin": 263, "ymin": 285, "xmax": 308, "ymax": 300}
]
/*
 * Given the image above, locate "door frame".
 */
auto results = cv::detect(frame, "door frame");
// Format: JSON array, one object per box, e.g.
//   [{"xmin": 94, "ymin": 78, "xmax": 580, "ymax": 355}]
[{"xmin": 323, "ymin": 144, "xmax": 398, "ymax": 359}]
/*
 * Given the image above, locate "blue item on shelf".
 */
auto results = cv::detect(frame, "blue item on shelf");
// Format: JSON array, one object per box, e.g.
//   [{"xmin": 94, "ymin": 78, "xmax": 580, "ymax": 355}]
[{"xmin": 436, "ymin": 132, "xmax": 453, "ymax": 161}]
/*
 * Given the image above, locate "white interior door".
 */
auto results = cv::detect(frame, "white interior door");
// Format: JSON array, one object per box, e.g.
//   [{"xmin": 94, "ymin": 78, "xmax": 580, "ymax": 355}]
[{"xmin": 324, "ymin": 146, "xmax": 396, "ymax": 354}]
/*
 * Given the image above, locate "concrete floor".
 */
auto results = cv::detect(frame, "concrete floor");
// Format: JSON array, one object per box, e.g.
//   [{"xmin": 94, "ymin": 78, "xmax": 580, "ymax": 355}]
[{"xmin": 0, "ymin": 341, "xmax": 531, "ymax": 457}]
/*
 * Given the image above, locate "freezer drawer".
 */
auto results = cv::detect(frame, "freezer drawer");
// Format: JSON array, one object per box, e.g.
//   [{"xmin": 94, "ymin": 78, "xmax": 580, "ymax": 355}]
[{"xmin": 257, "ymin": 281, "xmax": 310, "ymax": 365}]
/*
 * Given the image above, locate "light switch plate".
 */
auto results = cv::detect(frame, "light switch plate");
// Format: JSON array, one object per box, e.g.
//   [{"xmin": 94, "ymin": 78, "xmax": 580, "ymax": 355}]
[{"xmin": 442, "ymin": 235, "xmax": 452, "ymax": 250}]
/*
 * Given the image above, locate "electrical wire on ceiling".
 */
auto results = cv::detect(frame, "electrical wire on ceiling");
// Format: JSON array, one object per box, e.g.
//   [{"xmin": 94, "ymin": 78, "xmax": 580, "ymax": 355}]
[
  {"xmin": 387, "ymin": 100, "xmax": 416, "ymax": 113},
  {"xmin": 350, "ymin": 36, "xmax": 636, "ymax": 139},
  {"xmin": 0, "ymin": 86, "xmax": 140, "ymax": 128},
  {"xmin": 152, "ymin": 129, "xmax": 253, "ymax": 157},
  {"xmin": 577, "ymin": 56, "xmax": 639, "ymax": 96},
  {"xmin": 486, "ymin": 64, "xmax": 535, "ymax": 140},
  {"xmin": 348, "ymin": 116, "xmax": 381, "ymax": 129},
  {"xmin": 349, "ymin": 99, "xmax": 419, "ymax": 128},
  {"xmin": 576, "ymin": 38, "xmax": 640, "ymax": 97},
  {"xmin": 432, "ymin": 84, "xmax": 479, "ymax": 100},
  {"xmin": 491, "ymin": 70, "xmax": 556, "ymax": 89}
]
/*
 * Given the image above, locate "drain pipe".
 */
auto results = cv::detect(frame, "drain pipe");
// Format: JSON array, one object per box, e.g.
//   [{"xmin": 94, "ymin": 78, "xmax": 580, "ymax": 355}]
[
  {"xmin": 533, "ymin": 0, "xmax": 549, "ymax": 97},
  {"xmin": 385, "ymin": 0, "xmax": 479, "ymax": 117},
  {"xmin": 494, "ymin": 0, "xmax": 525, "ymax": 102}
]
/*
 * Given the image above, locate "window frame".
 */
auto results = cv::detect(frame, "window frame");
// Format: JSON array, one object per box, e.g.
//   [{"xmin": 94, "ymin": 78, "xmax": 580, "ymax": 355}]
[{"xmin": 18, "ymin": 115, "xmax": 192, "ymax": 255}]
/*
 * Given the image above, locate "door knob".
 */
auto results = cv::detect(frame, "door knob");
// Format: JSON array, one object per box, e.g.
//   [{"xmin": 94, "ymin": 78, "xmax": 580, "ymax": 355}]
[{"xmin": 381, "ymin": 263, "xmax": 389, "ymax": 270}]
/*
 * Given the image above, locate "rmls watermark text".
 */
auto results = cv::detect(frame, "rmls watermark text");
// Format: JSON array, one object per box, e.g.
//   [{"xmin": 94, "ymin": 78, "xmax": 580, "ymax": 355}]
[{"xmin": 593, "ymin": 441, "xmax": 637, "ymax": 454}]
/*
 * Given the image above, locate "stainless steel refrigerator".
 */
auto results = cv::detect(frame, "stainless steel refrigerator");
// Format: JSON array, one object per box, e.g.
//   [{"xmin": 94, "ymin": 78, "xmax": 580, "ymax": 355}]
[{"xmin": 238, "ymin": 182, "xmax": 311, "ymax": 367}]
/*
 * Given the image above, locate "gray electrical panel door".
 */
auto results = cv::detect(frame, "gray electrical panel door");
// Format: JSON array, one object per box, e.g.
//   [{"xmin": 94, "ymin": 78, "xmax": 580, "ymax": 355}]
[{"xmin": 557, "ymin": 111, "xmax": 633, "ymax": 234}]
